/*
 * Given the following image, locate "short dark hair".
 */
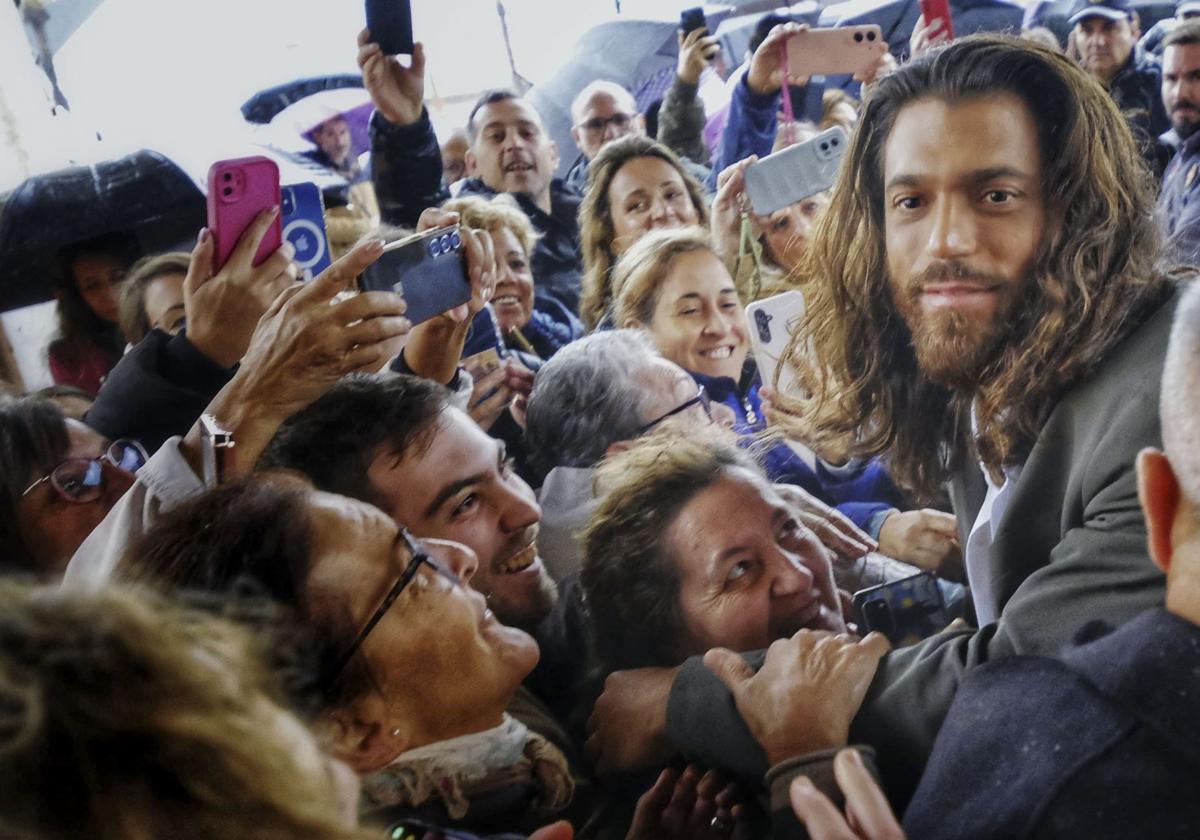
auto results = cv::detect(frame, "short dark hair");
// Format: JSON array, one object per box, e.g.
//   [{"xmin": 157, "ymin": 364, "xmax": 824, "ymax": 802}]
[
  {"xmin": 1165, "ymin": 18, "xmax": 1200, "ymax": 47},
  {"xmin": 467, "ymin": 89, "xmax": 520, "ymax": 142},
  {"xmin": 0, "ymin": 397, "xmax": 70, "ymax": 574},
  {"xmin": 259, "ymin": 373, "xmax": 451, "ymax": 508}
]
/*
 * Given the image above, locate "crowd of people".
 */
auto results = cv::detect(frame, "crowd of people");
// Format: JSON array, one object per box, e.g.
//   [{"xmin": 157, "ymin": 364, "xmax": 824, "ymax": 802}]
[{"xmin": 5, "ymin": 1, "xmax": 1200, "ymax": 836}]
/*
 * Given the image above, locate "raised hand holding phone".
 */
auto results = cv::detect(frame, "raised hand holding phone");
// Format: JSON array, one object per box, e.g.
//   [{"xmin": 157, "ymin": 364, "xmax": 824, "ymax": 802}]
[
  {"xmin": 207, "ymin": 156, "xmax": 282, "ymax": 273},
  {"xmin": 357, "ymin": 27, "xmax": 425, "ymax": 126},
  {"xmin": 784, "ymin": 26, "xmax": 889, "ymax": 79}
]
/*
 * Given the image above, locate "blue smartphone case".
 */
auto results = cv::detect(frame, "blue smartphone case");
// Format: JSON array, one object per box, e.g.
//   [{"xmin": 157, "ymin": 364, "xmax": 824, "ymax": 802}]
[
  {"xmin": 852, "ymin": 571, "xmax": 948, "ymax": 648},
  {"xmin": 280, "ymin": 183, "xmax": 332, "ymax": 282}
]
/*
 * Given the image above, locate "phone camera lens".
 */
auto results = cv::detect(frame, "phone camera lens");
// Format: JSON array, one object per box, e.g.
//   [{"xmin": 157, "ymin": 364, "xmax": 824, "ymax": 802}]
[
  {"xmin": 854, "ymin": 32, "xmax": 863, "ymax": 42},
  {"xmin": 831, "ymin": 137, "xmax": 839, "ymax": 145},
  {"xmin": 450, "ymin": 231, "xmax": 462, "ymax": 249},
  {"xmin": 428, "ymin": 239, "xmax": 441, "ymax": 257},
  {"xmin": 222, "ymin": 172, "xmax": 232, "ymax": 181},
  {"xmin": 867, "ymin": 31, "xmax": 877, "ymax": 41},
  {"xmin": 820, "ymin": 143, "xmax": 829, "ymax": 151},
  {"xmin": 222, "ymin": 187, "xmax": 232, "ymax": 197},
  {"xmin": 439, "ymin": 234, "xmax": 452, "ymax": 253}
]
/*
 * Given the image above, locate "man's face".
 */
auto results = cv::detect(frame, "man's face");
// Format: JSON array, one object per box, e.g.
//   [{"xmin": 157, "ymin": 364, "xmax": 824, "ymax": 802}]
[
  {"xmin": 664, "ymin": 469, "xmax": 845, "ymax": 657},
  {"xmin": 883, "ymin": 93, "xmax": 1045, "ymax": 390},
  {"xmin": 1163, "ymin": 42, "xmax": 1200, "ymax": 139},
  {"xmin": 571, "ymin": 90, "xmax": 643, "ymax": 160},
  {"xmin": 631, "ymin": 357, "xmax": 737, "ymax": 432},
  {"xmin": 467, "ymin": 99, "xmax": 559, "ymax": 202},
  {"xmin": 1074, "ymin": 15, "xmax": 1138, "ymax": 82},
  {"xmin": 441, "ymin": 133, "xmax": 469, "ymax": 184},
  {"xmin": 313, "ymin": 117, "xmax": 353, "ymax": 166},
  {"xmin": 366, "ymin": 407, "xmax": 557, "ymax": 630}
]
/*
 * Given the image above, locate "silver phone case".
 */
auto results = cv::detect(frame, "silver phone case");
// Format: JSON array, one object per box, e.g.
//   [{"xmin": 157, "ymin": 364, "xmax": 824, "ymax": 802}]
[{"xmin": 743, "ymin": 126, "xmax": 848, "ymax": 216}]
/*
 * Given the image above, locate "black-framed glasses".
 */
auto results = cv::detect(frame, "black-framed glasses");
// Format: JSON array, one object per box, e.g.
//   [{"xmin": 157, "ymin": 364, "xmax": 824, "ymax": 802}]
[
  {"xmin": 635, "ymin": 386, "xmax": 713, "ymax": 436},
  {"xmin": 21, "ymin": 439, "xmax": 148, "ymax": 503},
  {"xmin": 326, "ymin": 528, "xmax": 460, "ymax": 686},
  {"xmin": 577, "ymin": 112, "xmax": 635, "ymax": 134}
]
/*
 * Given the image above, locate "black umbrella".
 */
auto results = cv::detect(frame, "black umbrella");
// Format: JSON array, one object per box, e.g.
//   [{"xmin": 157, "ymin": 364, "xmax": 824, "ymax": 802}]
[{"xmin": 0, "ymin": 149, "xmax": 204, "ymax": 312}]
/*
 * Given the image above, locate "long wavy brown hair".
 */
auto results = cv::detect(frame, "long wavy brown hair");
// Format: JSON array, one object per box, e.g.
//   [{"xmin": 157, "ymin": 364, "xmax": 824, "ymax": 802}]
[
  {"xmin": 578, "ymin": 135, "xmax": 709, "ymax": 329},
  {"xmin": 781, "ymin": 35, "xmax": 1174, "ymax": 500}
]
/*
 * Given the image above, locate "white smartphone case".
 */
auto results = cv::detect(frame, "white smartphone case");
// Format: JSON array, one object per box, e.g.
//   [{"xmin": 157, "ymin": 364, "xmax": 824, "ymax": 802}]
[
  {"xmin": 743, "ymin": 126, "xmax": 848, "ymax": 216},
  {"xmin": 746, "ymin": 290, "xmax": 806, "ymax": 395}
]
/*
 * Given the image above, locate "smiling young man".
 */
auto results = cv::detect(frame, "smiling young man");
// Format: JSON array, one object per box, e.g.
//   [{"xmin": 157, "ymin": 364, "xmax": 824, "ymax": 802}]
[
  {"xmin": 1157, "ymin": 21, "xmax": 1200, "ymax": 263},
  {"xmin": 583, "ymin": 36, "xmax": 1183, "ymax": 803}
]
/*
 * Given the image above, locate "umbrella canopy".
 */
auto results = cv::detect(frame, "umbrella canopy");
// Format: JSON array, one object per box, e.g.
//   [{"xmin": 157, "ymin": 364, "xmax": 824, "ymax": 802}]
[{"xmin": 0, "ymin": 150, "xmax": 203, "ymax": 312}]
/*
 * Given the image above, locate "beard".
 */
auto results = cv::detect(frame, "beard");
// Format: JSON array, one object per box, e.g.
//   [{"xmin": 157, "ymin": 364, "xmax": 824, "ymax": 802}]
[
  {"xmin": 890, "ymin": 261, "xmax": 1023, "ymax": 390},
  {"xmin": 1173, "ymin": 114, "xmax": 1200, "ymax": 140}
]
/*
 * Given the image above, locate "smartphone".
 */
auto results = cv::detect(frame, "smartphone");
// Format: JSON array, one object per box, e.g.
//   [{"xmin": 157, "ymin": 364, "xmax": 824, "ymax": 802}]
[
  {"xmin": 784, "ymin": 25, "xmax": 888, "ymax": 78},
  {"xmin": 746, "ymin": 291, "xmax": 805, "ymax": 394},
  {"xmin": 361, "ymin": 225, "xmax": 472, "ymax": 326},
  {"xmin": 206, "ymin": 156, "xmax": 282, "ymax": 273},
  {"xmin": 744, "ymin": 126, "xmax": 847, "ymax": 216},
  {"xmin": 853, "ymin": 572, "xmax": 949, "ymax": 648},
  {"xmin": 365, "ymin": 0, "xmax": 413, "ymax": 56},
  {"xmin": 680, "ymin": 6, "xmax": 707, "ymax": 35},
  {"xmin": 280, "ymin": 183, "xmax": 332, "ymax": 282},
  {"xmin": 918, "ymin": 0, "xmax": 955, "ymax": 41}
]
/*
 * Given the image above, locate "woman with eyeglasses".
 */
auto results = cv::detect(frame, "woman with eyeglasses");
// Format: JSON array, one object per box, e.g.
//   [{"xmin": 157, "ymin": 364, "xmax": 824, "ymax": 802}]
[
  {"xmin": 578, "ymin": 135, "xmax": 710, "ymax": 330},
  {"xmin": 126, "ymin": 473, "xmax": 584, "ymax": 839},
  {"xmin": 612, "ymin": 227, "xmax": 936, "ymax": 558},
  {"xmin": 0, "ymin": 396, "xmax": 146, "ymax": 576}
]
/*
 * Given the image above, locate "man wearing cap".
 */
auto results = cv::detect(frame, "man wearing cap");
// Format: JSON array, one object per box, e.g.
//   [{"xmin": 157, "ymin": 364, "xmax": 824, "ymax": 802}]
[
  {"xmin": 1137, "ymin": 0, "xmax": 1200, "ymax": 58},
  {"xmin": 1158, "ymin": 21, "xmax": 1200, "ymax": 263},
  {"xmin": 1072, "ymin": 0, "xmax": 1171, "ymax": 172}
]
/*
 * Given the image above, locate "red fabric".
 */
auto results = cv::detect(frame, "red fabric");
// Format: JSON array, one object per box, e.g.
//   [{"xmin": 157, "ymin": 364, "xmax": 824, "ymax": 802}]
[{"xmin": 48, "ymin": 340, "xmax": 119, "ymax": 396}]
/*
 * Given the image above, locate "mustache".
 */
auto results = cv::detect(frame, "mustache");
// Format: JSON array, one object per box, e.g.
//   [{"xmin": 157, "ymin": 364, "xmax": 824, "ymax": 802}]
[
  {"xmin": 913, "ymin": 260, "xmax": 1010, "ymax": 289},
  {"xmin": 494, "ymin": 524, "xmax": 539, "ymax": 569}
]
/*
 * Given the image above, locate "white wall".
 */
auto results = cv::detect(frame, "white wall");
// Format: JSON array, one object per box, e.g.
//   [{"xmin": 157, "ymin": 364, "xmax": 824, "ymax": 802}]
[{"xmin": 1, "ymin": 301, "xmax": 58, "ymax": 391}]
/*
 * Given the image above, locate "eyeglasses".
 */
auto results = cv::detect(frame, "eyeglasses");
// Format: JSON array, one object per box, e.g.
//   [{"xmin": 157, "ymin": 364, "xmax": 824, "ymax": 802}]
[
  {"xmin": 326, "ymin": 528, "xmax": 460, "ymax": 686},
  {"xmin": 21, "ymin": 439, "xmax": 148, "ymax": 503},
  {"xmin": 635, "ymin": 386, "xmax": 713, "ymax": 436},
  {"xmin": 577, "ymin": 112, "xmax": 635, "ymax": 135}
]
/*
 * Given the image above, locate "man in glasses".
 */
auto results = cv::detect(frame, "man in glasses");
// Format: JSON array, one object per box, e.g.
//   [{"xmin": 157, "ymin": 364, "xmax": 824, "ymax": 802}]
[
  {"xmin": 564, "ymin": 81, "xmax": 646, "ymax": 192},
  {"xmin": 1, "ymin": 396, "xmax": 144, "ymax": 575}
]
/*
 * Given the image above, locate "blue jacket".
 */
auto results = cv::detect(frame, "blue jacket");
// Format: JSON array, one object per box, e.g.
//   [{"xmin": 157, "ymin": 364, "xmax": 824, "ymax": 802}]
[
  {"xmin": 461, "ymin": 298, "xmax": 585, "ymax": 372},
  {"xmin": 902, "ymin": 609, "xmax": 1200, "ymax": 839},
  {"xmin": 705, "ymin": 73, "xmax": 825, "ymax": 192},
  {"xmin": 690, "ymin": 359, "xmax": 903, "ymax": 535},
  {"xmin": 1109, "ymin": 50, "xmax": 1173, "ymax": 175},
  {"xmin": 1157, "ymin": 126, "xmax": 1200, "ymax": 266}
]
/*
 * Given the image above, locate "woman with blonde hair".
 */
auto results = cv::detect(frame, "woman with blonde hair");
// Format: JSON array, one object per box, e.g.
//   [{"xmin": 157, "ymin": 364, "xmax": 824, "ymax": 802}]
[
  {"xmin": 578, "ymin": 135, "xmax": 709, "ymax": 330},
  {"xmin": 613, "ymin": 227, "xmax": 951, "ymax": 565},
  {"xmin": 0, "ymin": 581, "xmax": 365, "ymax": 840}
]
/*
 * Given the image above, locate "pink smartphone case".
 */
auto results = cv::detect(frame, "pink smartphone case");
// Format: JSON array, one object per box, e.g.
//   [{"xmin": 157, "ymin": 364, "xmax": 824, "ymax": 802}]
[
  {"xmin": 206, "ymin": 156, "xmax": 282, "ymax": 272},
  {"xmin": 785, "ymin": 26, "xmax": 888, "ymax": 78}
]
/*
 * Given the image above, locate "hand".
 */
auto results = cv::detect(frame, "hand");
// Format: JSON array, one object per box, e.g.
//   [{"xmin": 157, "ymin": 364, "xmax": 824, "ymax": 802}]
[
  {"xmin": 585, "ymin": 667, "xmax": 678, "ymax": 776},
  {"xmin": 184, "ymin": 209, "xmax": 297, "ymax": 369},
  {"xmin": 704, "ymin": 630, "xmax": 890, "ymax": 765},
  {"xmin": 908, "ymin": 14, "xmax": 950, "ymax": 61},
  {"xmin": 711, "ymin": 157, "xmax": 757, "ymax": 265},
  {"xmin": 677, "ymin": 26, "xmax": 719, "ymax": 86},
  {"xmin": 358, "ymin": 29, "xmax": 426, "ymax": 126},
  {"xmin": 188, "ymin": 238, "xmax": 409, "ymax": 479},
  {"xmin": 773, "ymin": 482, "xmax": 878, "ymax": 561},
  {"xmin": 789, "ymin": 749, "xmax": 905, "ymax": 840},
  {"xmin": 876, "ymin": 509, "xmax": 960, "ymax": 574},
  {"xmin": 529, "ymin": 822, "xmax": 574, "ymax": 840},
  {"xmin": 627, "ymin": 765, "xmax": 752, "ymax": 840},
  {"xmin": 466, "ymin": 364, "xmax": 513, "ymax": 431},
  {"xmin": 747, "ymin": 23, "xmax": 811, "ymax": 95},
  {"xmin": 853, "ymin": 50, "xmax": 897, "ymax": 94}
]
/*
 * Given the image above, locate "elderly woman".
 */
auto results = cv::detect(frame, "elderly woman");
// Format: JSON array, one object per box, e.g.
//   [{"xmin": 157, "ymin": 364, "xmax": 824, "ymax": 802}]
[
  {"xmin": 578, "ymin": 135, "xmax": 709, "ymax": 330},
  {"xmin": 444, "ymin": 194, "xmax": 584, "ymax": 368},
  {"xmin": 0, "ymin": 396, "xmax": 145, "ymax": 576},
  {"xmin": 582, "ymin": 432, "xmax": 847, "ymax": 671},
  {"xmin": 127, "ymin": 474, "xmax": 578, "ymax": 838},
  {"xmin": 612, "ymin": 227, "xmax": 960, "ymax": 571},
  {"xmin": 0, "ymin": 581, "xmax": 366, "ymax": 840}
]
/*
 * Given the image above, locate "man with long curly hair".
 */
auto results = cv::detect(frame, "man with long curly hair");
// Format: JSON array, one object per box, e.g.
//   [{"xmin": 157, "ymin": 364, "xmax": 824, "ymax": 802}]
[{"xmin": 582, "ymin": 35, "xmax": 1187, "ymax": 807}]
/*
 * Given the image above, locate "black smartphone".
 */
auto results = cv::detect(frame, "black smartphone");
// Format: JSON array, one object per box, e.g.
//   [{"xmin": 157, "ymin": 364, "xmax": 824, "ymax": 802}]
[
  {"xmin": 680, "ymin": 6, "xmax": 707, "ymax": 35},
  {"xmin": 852, "ymin": 572, "xmax": 949, "ymax": 648},
  {"xmin": 365, "ymin": 0, "xmax": 413, "ymax": 56},
  {"xmin": 361, "ymin": 225, "xmax": 472, "ymax": 326}
]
